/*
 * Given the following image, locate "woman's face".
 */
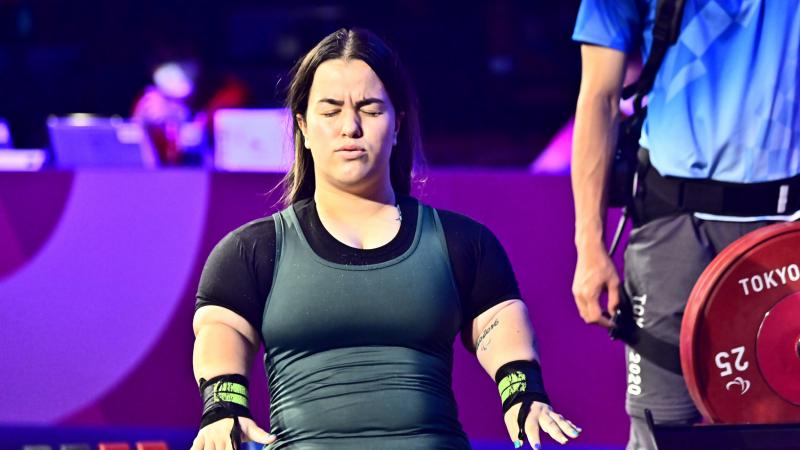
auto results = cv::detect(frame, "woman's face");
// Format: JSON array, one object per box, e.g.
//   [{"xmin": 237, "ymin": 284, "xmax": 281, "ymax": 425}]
[{"xmin": 298, "ymin": 58, "xmax": 401, "ymax": 194}]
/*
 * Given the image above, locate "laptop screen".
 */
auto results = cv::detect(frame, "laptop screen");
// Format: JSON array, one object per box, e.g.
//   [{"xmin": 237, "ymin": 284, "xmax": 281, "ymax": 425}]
[
  {"xmin": 48, "ymin": 116, "xmax": 157, "ymax": 168},
  {"xmin": 213, "ymin": 108, "xmax": 293, "ymax": 172}
]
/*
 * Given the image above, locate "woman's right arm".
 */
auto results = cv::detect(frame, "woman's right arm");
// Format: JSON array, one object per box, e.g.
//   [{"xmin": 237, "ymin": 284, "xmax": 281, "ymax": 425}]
[{"xmin": 191, "ymin": 305, "xmax": 276, "ymax": 450}]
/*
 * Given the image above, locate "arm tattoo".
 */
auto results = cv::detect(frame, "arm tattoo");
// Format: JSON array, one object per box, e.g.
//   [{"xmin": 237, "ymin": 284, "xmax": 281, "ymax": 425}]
[{"xmin": 475, "ymin": 318, "xmax": 500, "ymax": 351}]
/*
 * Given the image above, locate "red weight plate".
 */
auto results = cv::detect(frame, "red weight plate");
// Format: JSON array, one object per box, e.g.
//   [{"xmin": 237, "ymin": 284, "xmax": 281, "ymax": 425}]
[
  {"xmin": 681, "ymin": 222, "xmax": 800, "ymax": 424},
  {"xmin": 757, "ymin": 292, "xmax": 800, "ymax": 406}
]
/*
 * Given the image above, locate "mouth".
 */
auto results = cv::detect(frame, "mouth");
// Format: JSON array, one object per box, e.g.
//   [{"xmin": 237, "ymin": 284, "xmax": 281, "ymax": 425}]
[
  {"xmin": 335, "ymin": 145, "xmax": 366, "ymax": 153},
  {"xmin": 335, "ymin": 145, "xmax": 367, "ymax": 159}
]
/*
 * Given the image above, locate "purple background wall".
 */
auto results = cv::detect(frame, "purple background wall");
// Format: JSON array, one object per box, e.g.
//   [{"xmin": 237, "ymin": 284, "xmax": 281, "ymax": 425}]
[{"xmin": 0, "ymin": 169, "xmax": 628, "ymax": 446}]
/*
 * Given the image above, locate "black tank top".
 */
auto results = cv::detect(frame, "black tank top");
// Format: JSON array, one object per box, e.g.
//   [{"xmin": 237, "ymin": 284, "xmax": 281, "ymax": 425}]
[{"xmin": 263, "ymin": 202, "xmax": 471, "ymax": 449}]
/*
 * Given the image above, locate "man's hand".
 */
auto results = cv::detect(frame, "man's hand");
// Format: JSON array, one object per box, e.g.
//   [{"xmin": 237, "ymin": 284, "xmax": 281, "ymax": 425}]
[
  {"xmin": 572, "ymin": 243, "xmax": 619, "ymax": 329},
  {"xmin": 504, "ymin": 402, "xmax": 581, "ymax": 448},
  {"xmin": 191, "ymin": 417, "xmax": 276, "ymax": 450}
]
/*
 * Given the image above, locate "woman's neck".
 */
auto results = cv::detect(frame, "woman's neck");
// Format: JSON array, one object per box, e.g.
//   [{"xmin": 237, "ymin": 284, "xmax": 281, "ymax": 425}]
[
  {"xmin": 314, "ymin": 182, "xmax": 397, "ymax": 223},
  {"xmin": 312, "ymin": 181, "xmax": 402, "ymax": 249}
]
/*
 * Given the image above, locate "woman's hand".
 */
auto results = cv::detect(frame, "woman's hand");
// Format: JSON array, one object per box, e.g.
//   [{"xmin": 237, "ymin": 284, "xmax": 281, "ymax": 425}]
[
  {"xmin": 191, "ymin": 417, "xmax": 276, "ymax": 450},
  {"xmin": 504, "ymin": 402, "xmax": 581, "ymax": 448}
]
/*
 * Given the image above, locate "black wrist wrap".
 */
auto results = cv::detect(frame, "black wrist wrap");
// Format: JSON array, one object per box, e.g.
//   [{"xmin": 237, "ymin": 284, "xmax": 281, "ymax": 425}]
[
  {"xmin": 199, "ymin": 374, "xmax": 253, "ymax": 450},
  {"xmin": 495, "ymin": 360, "xmax": 551, "ymax": 442}
]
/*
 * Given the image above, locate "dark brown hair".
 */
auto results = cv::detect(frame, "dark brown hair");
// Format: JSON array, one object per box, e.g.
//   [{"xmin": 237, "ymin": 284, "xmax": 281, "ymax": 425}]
[{"xmin": 281, "ymin": 28, "xmax": 422, "ymax": 206}]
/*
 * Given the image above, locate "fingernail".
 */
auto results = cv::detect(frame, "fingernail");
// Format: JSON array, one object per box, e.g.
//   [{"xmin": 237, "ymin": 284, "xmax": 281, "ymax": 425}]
[
  {"xmin": 534, "ymin": 444, "xmax": 541, "ymax": 450},
  {"xmin": 514, "ymin": 440, "xmax": 523, "ymax": 448}
]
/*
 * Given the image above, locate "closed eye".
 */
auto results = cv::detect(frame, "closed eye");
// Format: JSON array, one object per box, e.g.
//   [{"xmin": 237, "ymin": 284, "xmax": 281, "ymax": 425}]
[
  {"xmin": 361, "ymin": 110, "xmax": 383, "ymax": 117},
  {"xmin": 321, "ymin": 110, "xmax": 340, "ymax": 117}
]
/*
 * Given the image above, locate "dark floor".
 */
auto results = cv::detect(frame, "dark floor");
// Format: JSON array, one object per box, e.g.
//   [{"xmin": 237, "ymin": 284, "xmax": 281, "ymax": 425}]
[{"xmin": 0, "ymin": 425, "xmax": 622, "ymax": 450}]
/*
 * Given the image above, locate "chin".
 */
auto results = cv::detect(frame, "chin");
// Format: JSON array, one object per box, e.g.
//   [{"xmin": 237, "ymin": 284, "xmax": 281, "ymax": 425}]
[
  {"xmin": 336, "ymin": 177, "xmax": 371, "ymax": 190},
  {"xmin": 334, "ymin": 172, "xmax": 384, "ymax": 192},
  {"xmin": 335, "ymin": 167, "xmax": 372, "ymax": 184}
]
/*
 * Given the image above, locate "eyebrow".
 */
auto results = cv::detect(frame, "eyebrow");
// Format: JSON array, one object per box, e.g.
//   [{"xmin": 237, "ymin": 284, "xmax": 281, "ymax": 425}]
[{"xmin": 317, "ymin": 98, "xmax": 385, "ymax": 108}]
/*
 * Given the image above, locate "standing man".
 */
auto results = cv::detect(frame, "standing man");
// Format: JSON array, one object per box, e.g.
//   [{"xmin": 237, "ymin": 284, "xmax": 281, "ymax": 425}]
[{"xmin": 570, "ymin": 1, "xmax": 800, "ymax": 449}]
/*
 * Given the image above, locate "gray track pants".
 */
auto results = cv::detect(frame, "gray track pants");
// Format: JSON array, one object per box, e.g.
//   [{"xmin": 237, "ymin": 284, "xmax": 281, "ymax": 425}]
[{"xmin": 622, "ymin": 214, "xmax": 770, "ymax": 450}]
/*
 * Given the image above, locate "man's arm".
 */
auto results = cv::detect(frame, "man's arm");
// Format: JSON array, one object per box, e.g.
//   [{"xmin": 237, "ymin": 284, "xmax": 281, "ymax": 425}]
[
  {"xmin": 472, "ymin": 300, "xmax": 580, "ymax": 448},
  {"xmin": 571, "ymin": 44, "xmax": 628, "ymax": 328}
]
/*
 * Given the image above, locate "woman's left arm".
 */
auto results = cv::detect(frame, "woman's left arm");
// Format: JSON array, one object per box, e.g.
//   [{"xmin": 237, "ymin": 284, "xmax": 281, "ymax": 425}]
[{"xmin": 472, "ymin": 299, "xmax": 581, "ymax": 449}]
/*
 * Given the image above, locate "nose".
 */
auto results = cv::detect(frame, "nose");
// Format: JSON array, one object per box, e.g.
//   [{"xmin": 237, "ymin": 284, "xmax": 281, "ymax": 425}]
[{"xmin": 340, "ymin": 108, "xmax": 363, "ymax": 138}]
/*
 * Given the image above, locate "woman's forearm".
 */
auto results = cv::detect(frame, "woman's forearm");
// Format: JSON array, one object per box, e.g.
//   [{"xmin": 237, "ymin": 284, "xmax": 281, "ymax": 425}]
[
  {"xmin": 193, "ymin": 324, "xmax": 254, "ymax": 382},
  {"xmin": 474, "ymin": 300, "xmax": 539, "ymax": 378},
  {"xmin": 192, "ymin": 306, "xmax": 259, "ymax": 383}
]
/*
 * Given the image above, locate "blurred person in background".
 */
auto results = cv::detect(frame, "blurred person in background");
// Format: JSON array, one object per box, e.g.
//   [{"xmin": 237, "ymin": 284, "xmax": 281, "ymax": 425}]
[{"xmin": 133, "ymin": 59, "xmax": 247, "ymax": 165}]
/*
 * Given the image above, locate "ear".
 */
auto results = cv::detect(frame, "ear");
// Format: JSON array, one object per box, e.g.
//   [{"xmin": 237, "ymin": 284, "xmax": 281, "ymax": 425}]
[
  {"xmin": 394, "ymin": 111, "xmax": 405, "ymax": 145},
  {"xmin": 296, "ymin": 113, "xmax": 309, "ymax": 149}
]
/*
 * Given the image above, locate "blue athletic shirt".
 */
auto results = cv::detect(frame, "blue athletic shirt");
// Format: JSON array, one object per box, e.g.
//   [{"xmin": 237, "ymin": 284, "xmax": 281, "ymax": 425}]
[{"xmin": 573, "ymin": 0, "xmax": 800, "ymax": 184}]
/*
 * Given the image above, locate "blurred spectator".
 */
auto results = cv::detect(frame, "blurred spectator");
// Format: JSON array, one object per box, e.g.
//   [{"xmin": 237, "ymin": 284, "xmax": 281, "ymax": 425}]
[{"xmin": 132, "ymin": 60, "xmax": 247, "ymax": 166}]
